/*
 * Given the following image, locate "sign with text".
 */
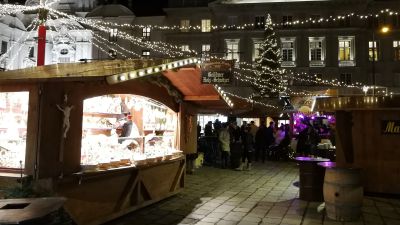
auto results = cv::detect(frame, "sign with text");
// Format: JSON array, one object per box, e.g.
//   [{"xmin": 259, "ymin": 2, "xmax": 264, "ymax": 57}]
[
  {"xmin": 201, "ymin": 60, "xmax": 233, "ymax": 84},
  {"xmin": 381, "ymin": 120, "xmax": 400, "ymax": 135}
]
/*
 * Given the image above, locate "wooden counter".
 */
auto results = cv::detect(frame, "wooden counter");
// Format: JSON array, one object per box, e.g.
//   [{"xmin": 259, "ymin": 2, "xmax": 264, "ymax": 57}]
[{"xmin": 56, "ymin": 156, "xmax": 185, "ymax": 225}]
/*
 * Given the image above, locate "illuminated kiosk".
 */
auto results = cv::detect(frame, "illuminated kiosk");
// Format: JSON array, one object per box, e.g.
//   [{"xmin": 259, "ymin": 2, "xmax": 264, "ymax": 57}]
[
  {"xmin": 315, "ymin": 96, "xmax": 400, "ymax": 195},
  {"xmin": 0, "ymin": 58, "xmax": 233, "ymax": 225}
]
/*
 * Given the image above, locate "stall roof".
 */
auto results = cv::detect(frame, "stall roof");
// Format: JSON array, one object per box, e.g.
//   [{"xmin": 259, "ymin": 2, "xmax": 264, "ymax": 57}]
[
  {"xmin": 0, "ymin": 60, "xmax": 235, "ymax": 112},
  {"xmin": 0, "ymin": 60, "xmax": 276, "ymax": 115},
  {"xmin": 0, "ymin": 59, "xmax": 172, "ymax": 81}
]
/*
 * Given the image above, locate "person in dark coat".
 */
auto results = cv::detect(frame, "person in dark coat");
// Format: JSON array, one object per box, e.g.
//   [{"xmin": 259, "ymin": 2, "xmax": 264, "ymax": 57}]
[
  {"xmin": 255, "ymin": 123, "xmax": 267, "ymax": 162},
  {"xmin": 264, "ymin": 121, "xmax": 275, "ymax": 162},
  {"xmin": 236, "ymin": 125, "xmax": 254, "ymax": 170}
]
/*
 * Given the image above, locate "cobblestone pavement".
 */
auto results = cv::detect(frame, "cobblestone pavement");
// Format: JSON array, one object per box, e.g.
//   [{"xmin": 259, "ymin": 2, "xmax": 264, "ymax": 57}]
[{"xmin": 105, "ymin": 162, "xmax": 400, "ymax": 225}]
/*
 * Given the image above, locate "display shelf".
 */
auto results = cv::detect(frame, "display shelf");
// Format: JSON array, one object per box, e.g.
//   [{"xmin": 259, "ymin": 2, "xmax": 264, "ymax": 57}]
[{"xmin": 83, "ymin": 112, "xmax": 122, "ymax": 118}]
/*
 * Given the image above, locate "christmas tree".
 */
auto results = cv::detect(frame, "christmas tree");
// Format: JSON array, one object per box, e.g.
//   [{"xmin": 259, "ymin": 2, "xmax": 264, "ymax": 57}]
[{"xmin": 254, "ymin": 14, "xmax": 285, "ymax": 98}]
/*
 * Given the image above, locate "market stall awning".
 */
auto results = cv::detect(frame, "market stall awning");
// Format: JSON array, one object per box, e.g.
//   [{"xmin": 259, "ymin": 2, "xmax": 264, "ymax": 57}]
[{"xmin": 163, "ymin": 67, "xmax": 233, "ymax": 112}]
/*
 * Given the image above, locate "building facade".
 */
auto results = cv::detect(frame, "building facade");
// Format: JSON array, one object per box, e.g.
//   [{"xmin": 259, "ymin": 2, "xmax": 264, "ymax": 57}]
[{"xmin": 162, "ymin": 0, "xmax": 400, "ymax": 94}]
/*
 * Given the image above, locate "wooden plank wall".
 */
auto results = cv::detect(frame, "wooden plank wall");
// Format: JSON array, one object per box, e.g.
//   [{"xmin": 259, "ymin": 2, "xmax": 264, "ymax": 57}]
[
  {"xmin": 336, "ymin": 110, "xmax": 400, "ymax": 194},
  {"xmin": 58, "ymin": 158, "xmax": 185, "ymax": 225}
]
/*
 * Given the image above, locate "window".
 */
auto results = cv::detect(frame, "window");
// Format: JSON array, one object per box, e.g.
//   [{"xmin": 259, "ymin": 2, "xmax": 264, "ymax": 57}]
[
  {"xmin": 339, "ymin": 40, "xmax": 351, "ymax": 61},
  {"xmin": 392, "ymin": 15, "xmax": 400, "ymax": 28},
  {"xmin": 309, "ymin": 37, "xmax": 325, "ymax": 67},
  {"xmin": 282, "ymin": 42, "xmax": 294, "ymax": 62},
  {"xmin": 225, "ymin": 39, "xmax": 240, "ymax": 62},
  {"xmin": 109, "ymin": 28, "xmax": 118, "ymax": 42},
  {"xmin": 282, "ymin": 15, "xmax": 292, "ymax": 27},
  {"xmin": 310, "ymin": 41, "xmax": 322, "ymax": 61},
  {"xmin": 340, "ymin": 73, "xmax": 352, "ymax": 85},
  {"xmin": 227, "ymin": 16, "xmax": 237, "ymax": 28},
  {"xmin": 202, "ymin": 44, "xmax": 211, "ymax": 61},
  {"xmin": 0, "ymin": 92, "xmax": 29, "ymax": 169},
  {"xmin": 28, "ymin": 47, "xmax": 34, "ymax": 58},
  {"xmin": 253, "ymin": 42, "xmax": 261, "ymax": 62},
  {"xmin": 142, "ymin": 50, "xmax": 150, "ymax": 57},
  {"xmin": 394, "ymin": 41, "xmax": 400, "ymax": 61},
  {"xmin": 201, "ymin": 19, "xmax": 211, "ymax": 32},
  {"xmin": 338, "ymin": 36, "xmax": 355, "ymax": 67},
  {"xmin": 180, "ymin": 19, "xmax": 190, "ymax": 32},
  {"xmin": 281, "ymin": 38, "xmax": 296, "ymax": 67},
  {"xmin": 1, "ymin": 41, "xmax": 7, "ymax": 55},
  {"xmin": 254, "ymin": 16, "xmax": 265, "ymax": 29},
  {"xmin": 181, "ymin": 45, "xmax": 190, "ymax": 52},
  {"xmin": 142, "ymin": 27, "xmax": 151, "ymax": 41},
  {"xmin": 369, "ymin": 41, "xmax": 379, "ymax": 61}
]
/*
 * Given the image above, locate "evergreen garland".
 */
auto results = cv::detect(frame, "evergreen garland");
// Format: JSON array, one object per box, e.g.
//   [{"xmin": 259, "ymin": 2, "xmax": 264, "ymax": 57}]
[{"xmin": 254, "ymin": 14, "xmax": 285, "ymax": 98}]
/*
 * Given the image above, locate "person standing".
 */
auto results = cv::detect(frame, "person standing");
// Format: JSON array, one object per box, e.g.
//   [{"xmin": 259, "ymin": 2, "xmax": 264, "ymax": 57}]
[
  {"xmin": 218, "ymin": 123, "xmax": 230, "ymax": 169},
  {"xmin": 236, "ymin": 125, "xmax": 254, "ymax": 171},
  {"xmin": 264, "ymin": 121, "xmax": 275, "ymax": 162},
  {"xmin": 255, "ymin": 123, "xmax": 267, "ymax": 162},
  {"xmin": 204, "ymin": 121, "xmax": 213, "ymax": 136}
]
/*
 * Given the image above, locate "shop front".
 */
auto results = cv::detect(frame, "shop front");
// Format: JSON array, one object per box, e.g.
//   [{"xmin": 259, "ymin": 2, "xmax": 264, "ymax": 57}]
[{"xmin": 0, "ymin": 59, "xmax": 219, "ymax": 225}]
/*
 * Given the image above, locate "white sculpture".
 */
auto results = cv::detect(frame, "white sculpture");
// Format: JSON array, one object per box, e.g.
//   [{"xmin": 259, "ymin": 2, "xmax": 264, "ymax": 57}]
[{"xmin": 57, "ymin": 94, "xmax": 74, "ymax": 138}]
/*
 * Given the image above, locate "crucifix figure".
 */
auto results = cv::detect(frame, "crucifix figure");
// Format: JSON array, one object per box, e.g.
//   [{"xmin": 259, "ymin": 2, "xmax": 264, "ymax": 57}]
[{"xmin": 57, "ymin": 94, "xmax": 74, "ymax": 139}]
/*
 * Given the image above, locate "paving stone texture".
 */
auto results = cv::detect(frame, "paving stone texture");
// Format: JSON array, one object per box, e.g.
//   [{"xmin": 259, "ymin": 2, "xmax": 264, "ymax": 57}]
[{"xmin": 105, "ymin": 162, "xmax": 400, "ymax": 225}]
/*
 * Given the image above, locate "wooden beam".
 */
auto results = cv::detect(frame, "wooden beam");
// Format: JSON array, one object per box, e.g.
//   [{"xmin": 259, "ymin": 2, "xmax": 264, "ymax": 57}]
[{"xmin": 184, "ymin": 95, "xmax": 220, "ymax": 101}]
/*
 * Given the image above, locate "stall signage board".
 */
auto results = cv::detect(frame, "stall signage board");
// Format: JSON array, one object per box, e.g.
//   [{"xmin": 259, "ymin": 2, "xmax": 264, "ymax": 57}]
[
  {"xmin": 381, "ymin": 120, "xmax": 400, "ymax": 134},
  {"xmin": 201, "ymin": 60, "xmax": 233, "ymax": 84}
]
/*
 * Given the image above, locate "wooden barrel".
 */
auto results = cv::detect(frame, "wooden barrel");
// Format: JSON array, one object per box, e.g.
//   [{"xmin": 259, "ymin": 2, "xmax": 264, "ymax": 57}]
[{"xmin": 323, "ymin": 167, "xmax": 363, "ymax": 221}]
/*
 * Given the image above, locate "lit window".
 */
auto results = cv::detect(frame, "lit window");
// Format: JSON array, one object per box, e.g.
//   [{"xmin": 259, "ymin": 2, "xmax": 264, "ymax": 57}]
[
  {"xmin": 202, "ymin": 44, "xmax": 210, "ymax": 60},
  {"xmin": 142, "ymin": 27, "xmax": 151, "ymax": 40},
  {"xmin": 339, "ymin": 40, "xmax": 351, "ymax": 61},
  {"xmin": 394, "ymin": 40, "xmax": 400, "ymax": 61},
  {"xmin": 180, "ymin": 19, "xmax": 190, "ymax": 32},
  {"xmin": 340, "ymin": 73, "xmax": 352, "ymax": 85},
  {"xmin": 369, "ymin": 41, "xmax": 379, "ymax": 61},
  {"xmin": 338, "ymin": 36, "xmax": 355, "ymax": 67},
  {"xmin": 225, "ymin": 39, "xmax": 240, "ymax": 62},
  {"xmin": 254, "ymin": 16, "xmax": 265, "ymax": 29},
  {"xmin": 181, "ymin": 45, "xmax": 190, "ymax": 52},
  {"xmin": 109, "ymin": 28, "xmax": 118, "ymax": 42},
  {"xmin": 201, "ymin": 19, "xmax": 211, "ymax": 32},
  {"xmin": 142, "ymin": 50, "xmax": 150, "ymax": 57}
]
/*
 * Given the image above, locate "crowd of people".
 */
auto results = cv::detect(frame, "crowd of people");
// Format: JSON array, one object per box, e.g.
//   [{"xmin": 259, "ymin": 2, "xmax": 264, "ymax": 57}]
[{"xmin": 198, "ymin": 119, "xmax": 292, "ymax": 171}]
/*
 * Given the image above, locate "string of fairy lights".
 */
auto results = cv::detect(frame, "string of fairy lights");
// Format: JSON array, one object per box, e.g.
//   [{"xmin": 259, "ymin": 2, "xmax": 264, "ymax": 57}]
[
  {"xmin": 82, "ymin": 8, "xmax": 399, "ymax": 32},
  {"xmin": 0, "ymin": 20, "xmax": 38, "ymax": 66},
  {"xmin": 0, "ymin": 3, "xmax": 393, "ymax": 107},
  {"xmin": 47, "ymin": 8, "xmax": 194, "ymax": 58}
]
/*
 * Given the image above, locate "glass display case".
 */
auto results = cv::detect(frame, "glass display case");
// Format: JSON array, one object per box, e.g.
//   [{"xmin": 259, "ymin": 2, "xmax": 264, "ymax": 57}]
[
  {"xmin": 0, "ymin": 92, "xmax": 29, "ymax": 169},
  {"xmin": 81, "ymin": 94, "xmax": 181, "ymax": 171}
]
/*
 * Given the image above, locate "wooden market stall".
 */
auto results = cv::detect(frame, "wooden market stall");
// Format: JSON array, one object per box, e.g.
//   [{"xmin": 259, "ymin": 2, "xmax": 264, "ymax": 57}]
[
  {"xmin": 315, "ymin": 96, "xmax": 400, "ymax": 195},
  {"xmin": 0, "ymin": 59, "xmax": 232, "ymax": 225}
]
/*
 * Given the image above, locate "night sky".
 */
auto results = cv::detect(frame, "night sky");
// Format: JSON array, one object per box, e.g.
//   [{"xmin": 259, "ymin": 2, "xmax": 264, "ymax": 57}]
[
  {"xmin": 114, "ymin": 0, "xmax": 168, "ymax": 16},
  {"xmin": 4, "ymin": 0, "xmax": 169, "ymax": 17}
]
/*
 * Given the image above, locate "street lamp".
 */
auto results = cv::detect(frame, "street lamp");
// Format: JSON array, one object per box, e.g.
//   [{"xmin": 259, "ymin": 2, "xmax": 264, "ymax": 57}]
[{"xmin": 371, "ymin": 26, "xmax": 390, "ymax": 96}]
